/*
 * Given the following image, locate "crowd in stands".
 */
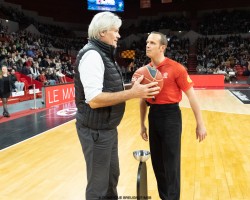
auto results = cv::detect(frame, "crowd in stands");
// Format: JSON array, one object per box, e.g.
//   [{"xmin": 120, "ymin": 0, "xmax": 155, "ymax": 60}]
[
  {"xmin": 0, "ymin": 4, "xmax": 73, "ymax": 37},
  {"xmin": 0, "ymin": 3, "xmax": 250, "ymax": 86},
  {"xmin": 198, "ymin": 10, "xmax": 250, "ymax": 35},
  {"xmin": 119, "ymin": 8, "xmax": 250, "ymax": 82},
  {"xmin": 120, "ymin": 14, "xmax": 190, "ymax": 38},
  {"xmin": 137, "ymin": 15, "xmax": 190, "ymax": 34},
  {"xmin": 0, "ymin": 29, "xmax": 74, "ymax": 88},
  {"xmin": 165, "ymin": 35, "xmax": 189, "ymax": 67},
  {"xmin": 0, "ymin": 4, "xmax": 85, "ymax": 51},
  {"xmin": 196, "ymin": 35, "xmax": 250, "ymax": 80},
  {"xmin": 119, "ymin": 34, "xmax": 190, "ymax": 82}
]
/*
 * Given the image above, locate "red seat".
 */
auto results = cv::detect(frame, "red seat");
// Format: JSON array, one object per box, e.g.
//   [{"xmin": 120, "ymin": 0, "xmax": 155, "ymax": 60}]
[
  {"xmin": 20, "ymin": 78, "xmax": 33, "ymax": 91},
  {"xmin": 15, "ymin": 73, "xmax": 21, "ymax": 82}
]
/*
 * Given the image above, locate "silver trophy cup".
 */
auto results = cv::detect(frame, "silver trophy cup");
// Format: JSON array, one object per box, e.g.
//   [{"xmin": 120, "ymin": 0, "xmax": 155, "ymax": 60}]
[{"xmin": 133, "ymin": 150, "xmax": 151, "ymax": 199}]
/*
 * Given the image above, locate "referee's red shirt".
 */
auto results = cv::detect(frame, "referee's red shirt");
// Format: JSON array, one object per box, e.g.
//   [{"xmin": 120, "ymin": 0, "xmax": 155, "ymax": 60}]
[{"xmin": 146, "ymin": 57, "xmax": 194, "ymax": 104}]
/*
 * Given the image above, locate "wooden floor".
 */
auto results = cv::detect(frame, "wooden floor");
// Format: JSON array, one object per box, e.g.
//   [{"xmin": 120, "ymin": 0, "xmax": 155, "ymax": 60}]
[{"xmin": 0, "ymin": 89, "xmax": 250, "ymax": 200}]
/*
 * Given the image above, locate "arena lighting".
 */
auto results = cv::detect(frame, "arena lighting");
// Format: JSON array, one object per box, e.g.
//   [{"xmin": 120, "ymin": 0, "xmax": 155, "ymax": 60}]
[
  {"xmin": 178, "ymin": 31, "xmax": 182, "ymax": 33},
  {"xmin": 5, "ymin": 20, "xmax": 8, "ymax": 22}
]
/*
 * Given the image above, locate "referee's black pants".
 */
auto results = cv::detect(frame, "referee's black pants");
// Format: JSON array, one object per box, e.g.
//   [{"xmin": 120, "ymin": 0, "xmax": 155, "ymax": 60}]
[{"xmin": 148, "ymin": 103, "xmax": 182, "ymax": 200}]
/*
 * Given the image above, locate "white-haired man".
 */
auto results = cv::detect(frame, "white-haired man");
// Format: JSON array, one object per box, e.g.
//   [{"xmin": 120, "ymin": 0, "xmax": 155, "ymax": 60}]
[{"xmin": 74, "ymin": 12, "xmax": 160, "ymax": 199}]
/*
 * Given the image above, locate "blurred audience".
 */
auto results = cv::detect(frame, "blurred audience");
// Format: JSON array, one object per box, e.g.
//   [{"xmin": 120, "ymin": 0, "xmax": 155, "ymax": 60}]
[{"xmin": 0, "ymin": 3, "xmax": 249, "ymax": 88}]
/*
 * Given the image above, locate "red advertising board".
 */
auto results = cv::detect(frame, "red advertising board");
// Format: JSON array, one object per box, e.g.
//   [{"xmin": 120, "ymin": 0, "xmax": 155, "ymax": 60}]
[
  {"xmin": 44, "ymin": 83, "xmax": 75, "ymax": 108},
  {"xmin": 189, "ymin": 74, "xmax": 224, "ymax": 87}
]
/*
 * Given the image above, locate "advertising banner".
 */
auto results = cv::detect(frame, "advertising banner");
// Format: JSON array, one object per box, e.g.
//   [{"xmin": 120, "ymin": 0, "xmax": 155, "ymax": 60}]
[{"xmin": 44, "ymin": 84, "xmax": 75, "ymax": 108}]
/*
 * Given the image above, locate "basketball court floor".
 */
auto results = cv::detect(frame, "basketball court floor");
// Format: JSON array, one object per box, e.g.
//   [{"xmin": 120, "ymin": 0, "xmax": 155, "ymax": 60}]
[{"xmin": 0, "ymin": 85, "xmax": 250, "ymax": 199}]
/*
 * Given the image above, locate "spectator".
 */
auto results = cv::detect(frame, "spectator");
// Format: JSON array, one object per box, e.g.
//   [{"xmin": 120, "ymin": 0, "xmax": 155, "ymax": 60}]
[
  {"xmin": 10, "ymin": 69, "xmax": 24, "ymax": 91},
  {"xmin": 56, "ymin": 69, "xmax": 66, "ymax": 83},
  {"xmin": 30, "ymin": 61, "xmax": 40, "ymax": 79},
  {"xmin": 0, "ymin": 65, "xmax": 16, "ymax": 117},
  {"xmin": 38, "ymin": 71, "xmax": 49, "ymax": 85},
  {"xmin": 45, "ymin": 69, "xmax": 57, "ymax": 85},
  {"xmin": 243, "ymin": 61, "xmax": 250, "ymax": 76},
  {"xmin": 21, "ymin": 65, "xmax": 32, "ymax": 79}
]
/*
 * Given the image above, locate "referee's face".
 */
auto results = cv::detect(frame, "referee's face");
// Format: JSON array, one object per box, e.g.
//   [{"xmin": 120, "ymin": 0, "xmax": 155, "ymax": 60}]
[{"xmin": 146, "ymin": 34, "xmax": 164, "ymax": 59}]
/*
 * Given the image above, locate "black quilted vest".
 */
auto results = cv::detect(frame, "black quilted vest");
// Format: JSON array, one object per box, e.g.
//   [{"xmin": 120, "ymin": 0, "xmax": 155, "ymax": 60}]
[{"xmin": 74, "ymin": 39, "xmax": 125, "ymax": 130}]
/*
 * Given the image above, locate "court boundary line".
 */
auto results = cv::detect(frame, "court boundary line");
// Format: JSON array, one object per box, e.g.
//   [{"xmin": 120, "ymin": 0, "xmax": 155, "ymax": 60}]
[
  {"xmin": 0, "ymin": 119, "xmax": 76, "ymax": 152},
  {"xmin": 180, "ymin": 105, "xmax": 250, "ymax": 115},
  {"xmin": 180, "ymin": 90, "xmax": 250, "ymax": 115}
]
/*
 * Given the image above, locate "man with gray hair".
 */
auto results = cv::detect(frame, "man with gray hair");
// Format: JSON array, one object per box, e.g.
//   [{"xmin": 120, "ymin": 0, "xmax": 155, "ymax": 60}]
[{"xmin": 74, "ymin": 12, "xmax": 160, "ymax": 199}]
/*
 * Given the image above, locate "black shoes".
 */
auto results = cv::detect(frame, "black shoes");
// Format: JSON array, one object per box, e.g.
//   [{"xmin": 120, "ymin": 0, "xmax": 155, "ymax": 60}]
[{"xmin": 3, "ymin": 111, "xmax": 10, "ymax": 117}]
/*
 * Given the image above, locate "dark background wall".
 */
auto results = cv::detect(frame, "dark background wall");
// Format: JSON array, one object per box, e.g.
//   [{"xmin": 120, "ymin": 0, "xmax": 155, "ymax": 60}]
[{"xmin": 4, "ymin": 0, "xmax": 250, "ymax": 24}]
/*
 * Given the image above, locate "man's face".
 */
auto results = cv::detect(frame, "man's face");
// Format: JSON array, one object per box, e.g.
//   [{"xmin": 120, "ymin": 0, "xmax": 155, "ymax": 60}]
[
  {"xmin": 2, "ymin": 66, "xmax": 7, "ymax": 73},
  {"xmin": 146, "ymin": 33, "xmax": 165, "ymax": 59},
  {"xmin": 100, "ymin": 27, "xmax": 120, "ymax": 48}
]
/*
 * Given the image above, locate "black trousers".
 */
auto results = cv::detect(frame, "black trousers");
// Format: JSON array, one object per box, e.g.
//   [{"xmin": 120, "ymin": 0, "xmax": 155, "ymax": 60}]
[
  {"xmin": 148, "ymin": 103, "xmax": 182, "ymax": 200},
  {"xmin": 76, "ymin": 124, "xmax": 119, "ymax": 200}
]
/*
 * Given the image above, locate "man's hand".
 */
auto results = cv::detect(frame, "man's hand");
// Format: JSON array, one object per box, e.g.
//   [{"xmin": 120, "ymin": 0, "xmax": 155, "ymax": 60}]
[
  {"xmin": 131, "ymin": 75, "xmax": 160, "ymax": 99},
  {"xmin": 196, "ymin": 125, "xmax": 207, "ymax": 142},
  {"xmin": 140, "ymin": 125, "xmax": 148, "ymax": 141}
]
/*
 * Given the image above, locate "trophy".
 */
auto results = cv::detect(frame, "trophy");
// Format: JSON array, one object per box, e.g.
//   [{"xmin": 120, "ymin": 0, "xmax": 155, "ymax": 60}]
[{"xmin": 133, "ymin": 150, "xmax": 151, "ymax": 200}]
